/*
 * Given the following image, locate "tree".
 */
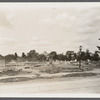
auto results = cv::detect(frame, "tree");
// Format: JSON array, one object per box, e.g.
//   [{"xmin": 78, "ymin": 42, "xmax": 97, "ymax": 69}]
[
  {"xmin": 97, "ymin": 38, "xmax": 100, "ymax": 53},
  {"xmin": 49, "ymin": 51, "xmax": 57, "ymax": 61},
  {"xmin": 27, "ymin": 50, "xmax": 39, "ymax": 61},
  {"xmin": 95, "ymin": 38, "xmax": 100, "ymax": 61},
  {"xmin": 93, "ymin": 51, "xmax": 99, "ymax": 61},
  {"xmin": 22, "ymin": 52, "xmax": 26, "ymax": 58},
  {"xmin": 5, "ymin": 54, "xmax": 16, "ymax": 62},
  {"xmin": 37, "ymin": 54, "xmax": 46, "ymax": 61},
  {"xmin": 15, "ymin": 52, "xmax": 18, "ymax": 60},
  {"xmin": 84, "ymin": 49, "xmax": 91, "ymax": 61},
  {"xmin": 57, "ymin": 54, "xmax": 66, "ymax": 61},
  {"xmin": 0, "ymin": 54, "xmax": 4, "ymax": 60}
]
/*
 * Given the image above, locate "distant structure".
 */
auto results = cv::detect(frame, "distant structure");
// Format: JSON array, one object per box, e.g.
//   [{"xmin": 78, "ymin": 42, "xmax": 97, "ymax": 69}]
[
  {"xmin": 43, "ymin": 51, "xmax": 49, "ymax": 61},
  {"xmin": 66, "ymin": 51, "xmax": 74, "ymax": 55},
  {"xmin": 66, "ymin": 51, "xmax": 75, "ymax": 60}
]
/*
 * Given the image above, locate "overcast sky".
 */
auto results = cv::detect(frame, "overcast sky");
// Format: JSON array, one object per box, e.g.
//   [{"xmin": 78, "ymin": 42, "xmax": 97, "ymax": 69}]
[{"xmin": 0, "ymin": 3, "xmax": 100, "ymax": 55}]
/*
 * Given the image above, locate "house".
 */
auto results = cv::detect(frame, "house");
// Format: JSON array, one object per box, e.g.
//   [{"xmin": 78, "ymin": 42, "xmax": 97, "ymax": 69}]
[
  {"xmin": 66, "ymin": 51, "xmax": 74, "ymax": 55},
  {"xmin": 66, "ymin": 51, "xmax": 76, "ymax": 60}
]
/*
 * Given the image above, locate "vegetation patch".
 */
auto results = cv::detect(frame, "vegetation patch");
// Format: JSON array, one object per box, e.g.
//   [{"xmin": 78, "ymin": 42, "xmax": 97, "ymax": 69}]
[
  {"xmin": 40, "ymin": 63, "xmax": 84, "ymax": 74},
  {"xmin": 63, "ymin": 73, "xmax": 97, "ymax": 77},
  {"xmin": 0, "ymin": 69, "xmax": 30, "ymax": 76},
  {"xmin": 0, "ymin": 77, "xmax": 32, "ymax": 83}
]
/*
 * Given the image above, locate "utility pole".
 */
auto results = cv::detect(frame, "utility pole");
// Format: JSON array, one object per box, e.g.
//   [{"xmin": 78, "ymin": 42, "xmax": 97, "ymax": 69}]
[{"xmin": 79, "ymin": 46, "xmax": 82, "ymax": 69}]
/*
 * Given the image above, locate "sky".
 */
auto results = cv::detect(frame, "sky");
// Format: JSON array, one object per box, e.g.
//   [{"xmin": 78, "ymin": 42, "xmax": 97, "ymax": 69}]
[{"xmin": 0, "ymin": 3, "xmax": 100, "ymax": 56}]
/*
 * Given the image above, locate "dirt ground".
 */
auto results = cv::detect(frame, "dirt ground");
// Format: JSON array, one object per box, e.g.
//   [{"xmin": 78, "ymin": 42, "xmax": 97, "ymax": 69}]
[{"xmin": 0, "ymin": 75, "xmax": 100, "ymax": 97}]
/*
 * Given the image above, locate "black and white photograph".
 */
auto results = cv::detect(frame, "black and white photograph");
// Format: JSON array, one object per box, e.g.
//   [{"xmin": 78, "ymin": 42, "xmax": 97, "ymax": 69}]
[{"xmin": 0, "ymin": 3, "xmax": 100, "ymax": 97}]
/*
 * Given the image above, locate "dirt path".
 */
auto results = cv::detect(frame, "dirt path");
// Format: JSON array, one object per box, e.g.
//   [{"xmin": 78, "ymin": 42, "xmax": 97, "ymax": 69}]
[{"xmin": 0, "ymin": 75, "xmax": 100, "ymax": 97}]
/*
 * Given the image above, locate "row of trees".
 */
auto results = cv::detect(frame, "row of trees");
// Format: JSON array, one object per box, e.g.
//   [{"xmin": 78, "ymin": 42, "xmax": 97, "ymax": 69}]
[
  {"xmin": 1, "ymin": 37, "xmax": 100, "ymax": 62},
  {"xmin": 0, "ymin": 38, "xmax": 100, "ymax": 62},
  {"xmin": 0, "ymin": 49, "xmax": 99, "ymax": 62}
]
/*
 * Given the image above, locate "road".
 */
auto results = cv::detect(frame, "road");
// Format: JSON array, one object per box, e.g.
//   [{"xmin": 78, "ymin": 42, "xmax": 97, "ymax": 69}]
[{"xmin": 0, "ymin": 75, "xmax": 100, "ymax": 97}]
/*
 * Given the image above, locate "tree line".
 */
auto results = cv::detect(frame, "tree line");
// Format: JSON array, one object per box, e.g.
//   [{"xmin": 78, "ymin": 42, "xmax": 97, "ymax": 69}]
[
  {"xmin": 0, "ymin": 38, "xmax": 100, "ymax": 62},
  {"xmin": 0, "ymin": 49, "xmax": 99, "ymax": 62}
]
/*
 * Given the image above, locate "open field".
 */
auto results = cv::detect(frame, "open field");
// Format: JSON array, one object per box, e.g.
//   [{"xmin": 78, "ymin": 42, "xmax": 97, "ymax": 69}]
[
  {"xmin": 1, "ymin": 3, "xmax": 100, "ymax": 97},
  {"xmin": 0, "ymin": 61, "xmax": 99, "ymax": 82},
  {"xmin": 0, "ymin": 61, "xmax": 100, "ymax": 95},
  {"xmin": 1, "ymin": 60, "xmax": 96, "ymax": 75}
]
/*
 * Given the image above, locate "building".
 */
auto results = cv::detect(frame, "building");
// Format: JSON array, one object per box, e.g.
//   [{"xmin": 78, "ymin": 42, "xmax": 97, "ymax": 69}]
[{"xmin": 66, "ymin": 51, "xmax": 76, "ymax": 60}]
